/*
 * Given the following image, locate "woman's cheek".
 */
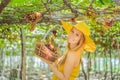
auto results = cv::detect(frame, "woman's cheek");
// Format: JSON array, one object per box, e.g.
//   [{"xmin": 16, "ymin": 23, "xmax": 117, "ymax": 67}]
[{"xmin": 75, "ymin": 37, "xmax": 80, "ymax": 43}]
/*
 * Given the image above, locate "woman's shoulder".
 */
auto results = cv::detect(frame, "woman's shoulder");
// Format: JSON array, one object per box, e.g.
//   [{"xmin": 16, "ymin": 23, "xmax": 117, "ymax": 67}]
[
  {"xmin": 67, "ymin": 51, "xmax": 81, "ymax": 67},
  {"xmin": 66, "ymin": 49, "xmax": 84, "ymax": 61},
  {"xmin": 70, "ymin": 47, "xmax": 84, "ymax": 54},
  {"xmin": 67, "ymin": 51, "xmax": 80, "ymax": 59}
]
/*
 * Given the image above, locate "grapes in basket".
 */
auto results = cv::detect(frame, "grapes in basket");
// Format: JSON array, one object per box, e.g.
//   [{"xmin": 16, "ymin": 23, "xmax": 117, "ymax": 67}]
[{"xmin": 35, "ymin": 42, "xmax": 59, "ymax": 62}]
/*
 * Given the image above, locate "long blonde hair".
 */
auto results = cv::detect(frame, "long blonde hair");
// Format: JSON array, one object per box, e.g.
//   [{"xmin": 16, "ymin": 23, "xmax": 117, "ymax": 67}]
[{"xmin": 58, "ymin": 31, "xmax": 85, "ymax": 66}]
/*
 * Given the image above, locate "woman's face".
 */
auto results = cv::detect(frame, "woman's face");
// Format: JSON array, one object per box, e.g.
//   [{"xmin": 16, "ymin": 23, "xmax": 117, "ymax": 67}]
[{"xmin": 68, "ymin": 28, "xmax": 83, "ymax": 45}]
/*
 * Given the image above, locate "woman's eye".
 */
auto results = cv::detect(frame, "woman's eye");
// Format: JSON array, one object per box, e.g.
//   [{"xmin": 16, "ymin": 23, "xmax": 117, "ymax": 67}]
[
  {"xmin": 76, "ymin": 34, "xmax": 79, "ymax": 36},
  {"xmin": 71, "ymin": 30, "xmax": 74, "ymax": 33}
]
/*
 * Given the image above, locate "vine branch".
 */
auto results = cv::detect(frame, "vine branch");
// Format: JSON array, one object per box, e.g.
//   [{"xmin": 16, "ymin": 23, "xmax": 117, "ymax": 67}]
[{"xmin": 0, "ymin": 0, "xmax": 11, "ymax": 13}]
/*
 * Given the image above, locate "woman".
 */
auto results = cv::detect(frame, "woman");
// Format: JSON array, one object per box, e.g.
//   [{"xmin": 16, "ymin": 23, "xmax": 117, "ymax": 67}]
[{"xmin": 40, "ymin": 20, "xmax": 96, "ymax": 80}]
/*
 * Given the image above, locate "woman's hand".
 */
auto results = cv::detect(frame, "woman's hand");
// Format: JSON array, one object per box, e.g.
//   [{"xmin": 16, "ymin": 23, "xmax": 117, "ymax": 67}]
[
  {"xmin": 42, "ymin": 45, "xmax": 54, "ymax": 57},
  {"xmin": 39, "ymin": 44, "xmax": 58, "ymax": 68},
  {"xmin": 40, "ymin": 45, "xmax": 53, "ymax": 64},
  {"xmin": 41, "ymin": 45, "xmax": 50, "ymax": 55}
]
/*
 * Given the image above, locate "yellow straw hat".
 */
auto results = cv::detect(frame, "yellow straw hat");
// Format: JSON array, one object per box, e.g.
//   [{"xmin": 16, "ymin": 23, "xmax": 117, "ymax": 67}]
[{"xmin": 61, "ymin": 20, "xmax": 96, "ymax": 52}]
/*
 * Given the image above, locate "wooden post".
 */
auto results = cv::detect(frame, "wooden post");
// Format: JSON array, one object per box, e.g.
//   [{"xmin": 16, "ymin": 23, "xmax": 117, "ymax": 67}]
[
  {"xmin": 81, "ymin": 60, "xmax": 87, "ymax": 80},
  {"xmin": 87, "ymin": 53, "xmax": 90, "ymax": 80},
  {"xmin": 20, "ymin": 26, "xmax": 26, "ymax": 80}
]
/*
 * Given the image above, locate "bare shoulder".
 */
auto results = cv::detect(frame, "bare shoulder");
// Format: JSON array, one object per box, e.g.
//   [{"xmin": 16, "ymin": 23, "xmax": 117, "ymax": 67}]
[
  {"xmin": 70, "ymin": 51, "xmax": 81, "ymax": 56},
  {"xmin": 66, "ymin": 52, "xmax": 80, "ymax": 61}
]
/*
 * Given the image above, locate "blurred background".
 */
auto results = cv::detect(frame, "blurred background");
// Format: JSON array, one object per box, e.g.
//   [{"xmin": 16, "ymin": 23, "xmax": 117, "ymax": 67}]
[{"xmin": 0, "ymin": 0, "xmax": 120, "ymax": 80}]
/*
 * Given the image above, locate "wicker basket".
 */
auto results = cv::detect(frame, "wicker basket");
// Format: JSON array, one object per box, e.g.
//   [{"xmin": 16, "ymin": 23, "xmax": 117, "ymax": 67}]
[{"xmin": 34, "ymin": 42, "xmax": 58, "ymax": 62}]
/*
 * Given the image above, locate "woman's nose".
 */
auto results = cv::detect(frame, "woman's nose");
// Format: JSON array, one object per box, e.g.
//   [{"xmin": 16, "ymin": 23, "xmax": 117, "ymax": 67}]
[
  {"xmin": 70, "ymin": 33, "xmax": 75, "ymax": 38},
  {"xmin": 72, "ymin": 32, "xmax": 76, "ymax": 36}
]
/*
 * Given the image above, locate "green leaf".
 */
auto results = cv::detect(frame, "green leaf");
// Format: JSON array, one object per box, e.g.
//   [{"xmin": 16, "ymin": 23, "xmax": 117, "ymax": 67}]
[
  {"xmin": 99, "ymin": 0, "xmax": 113, "ymax": 5},
  {"xmin": 99, "ymin": 0, "xmax": 104, "ymax": 5},
  {"xmin": 9, "ymin": 0, "xmax": 40, "ymax": 6}
]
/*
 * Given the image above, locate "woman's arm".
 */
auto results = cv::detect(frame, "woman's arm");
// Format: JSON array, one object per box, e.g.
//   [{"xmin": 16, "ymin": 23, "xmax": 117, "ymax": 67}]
[
  {"xmin": 40, "ymin": 45, "xmax": 78, "ymax": 80},
  {"xmin": 48, "ymin": 53, "xmax": 78, "ymax": 80}
]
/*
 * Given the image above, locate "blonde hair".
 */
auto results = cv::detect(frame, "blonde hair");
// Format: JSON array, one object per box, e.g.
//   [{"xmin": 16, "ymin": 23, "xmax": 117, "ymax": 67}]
[{"xmin": 58, "ymin": 31, "xmax": 85, "ymax": 66}]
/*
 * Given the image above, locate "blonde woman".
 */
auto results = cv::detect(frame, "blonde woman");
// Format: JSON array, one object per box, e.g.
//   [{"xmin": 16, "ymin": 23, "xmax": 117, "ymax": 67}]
[{"xmin": 40, "ymin": 20, "xmax": 96, "ymax": 80}]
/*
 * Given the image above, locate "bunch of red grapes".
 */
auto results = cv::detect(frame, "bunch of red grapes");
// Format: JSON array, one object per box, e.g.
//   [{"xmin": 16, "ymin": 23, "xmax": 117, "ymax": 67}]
[{"xmin": 35, "ymin": 42, "xmax": 58, "ymax": 62}]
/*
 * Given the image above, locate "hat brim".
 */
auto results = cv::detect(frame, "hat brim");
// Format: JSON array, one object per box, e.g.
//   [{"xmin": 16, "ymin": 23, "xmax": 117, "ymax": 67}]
[
  {"xmin": 61, "ymin": 20, "xmax": 96, "ymax": 52},
  {"xmin": 84, "ymin": 35, "xmax": 96, "ymax": 52},
  {"xmin": 61, "ymin": 20, "xmax": 72, "ymax": 34}
]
